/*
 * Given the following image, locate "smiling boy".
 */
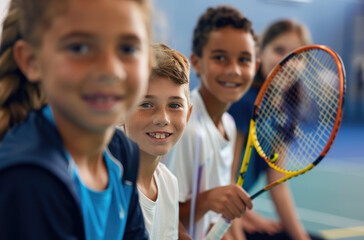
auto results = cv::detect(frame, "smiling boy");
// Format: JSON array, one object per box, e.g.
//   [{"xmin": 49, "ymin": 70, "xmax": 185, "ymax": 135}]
[
  {"xmin": 163, "ymin": 6, "xmax": 257, "ymax": 239},
  {"xmin": 122, "ymin": 43, "xmax": 192, "ymax": 239}
]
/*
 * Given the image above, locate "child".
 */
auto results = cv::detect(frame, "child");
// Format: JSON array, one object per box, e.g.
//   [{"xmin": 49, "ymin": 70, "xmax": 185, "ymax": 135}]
[
  {"xmin": 229, "ymin": 19, "xmax": 324, "ymax": 240},
  {"xmin": 0, "ymin": 0, "xmax": 151, "ymax": 239},
  {"xmin": 163, "ymin": 5, "xmax": 256, "ymax": 239},
  {"xmin": 122, "ymin": 43, "xmax": 193, "ymax": 239}
]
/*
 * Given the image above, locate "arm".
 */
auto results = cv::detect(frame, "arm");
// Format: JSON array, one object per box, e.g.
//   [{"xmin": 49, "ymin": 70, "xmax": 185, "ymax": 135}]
[
  {"xmin": 268, "ymin": 168, "xmax": 310, "ymax": 240},
  {"xmin": 0, "ymin": 166, "xmax": 84, "ymax": 240},
  {"xmin": 179, "ymin": 185, "xmax": 253, "ymax": 228},
  {"xmin": 178, "ymin": 220, "xmax": 192, "ymax": 240},
  {"xmin": 240, "ymin": 209, "xmax": 282, "ymax": 234},
  {"xmin": 228, "ymin": 218, "xmax": 247, "ymax": 240}
]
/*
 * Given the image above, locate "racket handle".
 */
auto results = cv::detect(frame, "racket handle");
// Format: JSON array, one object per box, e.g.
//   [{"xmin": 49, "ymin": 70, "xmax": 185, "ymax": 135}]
[{"xmin": 205, "ymin": 216, "xmax": 231, "ymax": 240}]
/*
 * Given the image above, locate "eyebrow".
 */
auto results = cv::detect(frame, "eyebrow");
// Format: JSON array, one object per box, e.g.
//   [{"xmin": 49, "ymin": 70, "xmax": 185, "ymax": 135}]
[
  {"xmin": 144, "ymin": 95, "xmax": 185, "ymax": 100},
  {"xmin": 59, "ymin": 32, "xmax": 96, "ymax": 41},
  {"xmin": 211, "ymin": 49, "xmax": 226, "ymax": 54},
  {"xmin": 211, "ymin": 49, "xmax": 253, "ymax": 56},
  {"xmin": 59, "ymin": 32, "xmax": 142, "ymax": 42}
]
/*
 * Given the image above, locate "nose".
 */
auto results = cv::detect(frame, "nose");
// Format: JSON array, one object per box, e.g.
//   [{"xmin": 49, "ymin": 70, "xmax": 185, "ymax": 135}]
[
  {"xmin": 152, "ymin": 107, "xmax": 170, "ymax": 127},
  {"xmin": 226, "ymin": 59, "xmax": 242, "ymax": 77},
  {"xmin": 98, "ymin": 50, "xmax": 127, "ymax": 82}
]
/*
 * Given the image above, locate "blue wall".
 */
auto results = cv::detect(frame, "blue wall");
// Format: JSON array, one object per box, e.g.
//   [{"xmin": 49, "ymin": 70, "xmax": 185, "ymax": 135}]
[{"xmin": 152, "ymin": 0, "xmax": 364, "ymax": 122}]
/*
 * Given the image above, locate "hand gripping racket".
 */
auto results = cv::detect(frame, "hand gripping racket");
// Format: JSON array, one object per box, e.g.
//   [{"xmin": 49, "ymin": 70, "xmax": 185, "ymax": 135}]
[{"xmin": 206, "ymin": 45, "xmax": 346, "ymax": 240}]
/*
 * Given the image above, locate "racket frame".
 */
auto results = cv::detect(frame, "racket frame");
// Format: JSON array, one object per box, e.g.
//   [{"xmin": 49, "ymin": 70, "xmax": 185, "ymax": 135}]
[{"xmin": 206, "ymin": 44, "xmax": 345, "ymax": 240}]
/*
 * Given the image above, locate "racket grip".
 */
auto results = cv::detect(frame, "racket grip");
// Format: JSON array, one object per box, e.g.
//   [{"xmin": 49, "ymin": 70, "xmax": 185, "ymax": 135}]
[{"xmin": 205, "ymin": 216, "xmax": 231, "ymax": 240}]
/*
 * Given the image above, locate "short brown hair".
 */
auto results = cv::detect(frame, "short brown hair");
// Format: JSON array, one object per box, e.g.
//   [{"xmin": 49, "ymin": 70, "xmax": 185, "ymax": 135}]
[
  {"xmin": 192, "ymin": 5, "xmax": 257, "ymax": 57},
  {"xmin": 150, "ymin": 43, "xmax": 190, "ymax": 100}
]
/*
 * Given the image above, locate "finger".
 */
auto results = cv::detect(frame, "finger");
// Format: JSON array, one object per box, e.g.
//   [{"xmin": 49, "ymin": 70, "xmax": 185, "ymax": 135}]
[
  {"xmin": 229, "ymin": 190, "xmax": 249, "ymax": 214},
  {"xmin": 236, "ymin": 187, "xmax": 253, "ymax": 209},
  {"xmin": 225, "ymin": 199, "xmax": 244, "ymax": 219},
  {"xmin": 222, "ymin": 207, "xmax": 235, "ymax": 220}
]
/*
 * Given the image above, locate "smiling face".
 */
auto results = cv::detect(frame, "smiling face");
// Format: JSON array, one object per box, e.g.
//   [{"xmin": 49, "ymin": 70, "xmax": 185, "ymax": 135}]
[
  {"xmin": 124, "ymin": 76, "xmax": 191, "ymax": 157},
  {"xmin": 30, "ymin": 0, "xmax": 150, "ymax": 133},
  {"xmin": 192, "ymin": 26, "xmax": 256, "ymax": 105}
]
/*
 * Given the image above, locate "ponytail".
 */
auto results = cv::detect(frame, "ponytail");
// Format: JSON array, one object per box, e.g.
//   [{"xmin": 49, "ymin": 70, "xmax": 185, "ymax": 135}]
[{"xmin": 0, "ymin": 2, "xmax": 46, "ymax": 140}]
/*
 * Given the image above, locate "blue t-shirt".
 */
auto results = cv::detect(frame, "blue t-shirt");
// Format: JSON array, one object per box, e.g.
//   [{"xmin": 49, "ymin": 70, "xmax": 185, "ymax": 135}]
[
  {"xmin": 44, "ymin": 106, "xmax": 133, "ymax": 240},
  {"xmin": 70, "ymin": 151, "xmax": 132, "ymax": 240}
]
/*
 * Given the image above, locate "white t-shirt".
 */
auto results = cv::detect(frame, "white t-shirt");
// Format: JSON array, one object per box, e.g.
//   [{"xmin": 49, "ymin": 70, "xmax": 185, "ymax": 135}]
[
  {"xmin": 138, "ymin": 163, "xmax": 179, "ymax": 240},
  {"xmin": 163, "ymin": 88, "xmax": 237, "ymax": 240}
]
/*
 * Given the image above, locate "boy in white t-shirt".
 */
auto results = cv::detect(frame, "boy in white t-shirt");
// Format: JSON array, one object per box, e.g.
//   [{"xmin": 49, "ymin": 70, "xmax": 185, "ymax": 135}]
[
  {"xmin": 122, "ymin": 43, "xmax": 193, "ymax": 240},
  {"xmin": 163, "ymin": 5, "xmax": 257, "ymax": 240}
]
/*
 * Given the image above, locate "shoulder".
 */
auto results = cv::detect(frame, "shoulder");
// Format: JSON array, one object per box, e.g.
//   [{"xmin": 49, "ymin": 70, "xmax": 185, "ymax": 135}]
[
  {"xmin": 0, "ymin": 165, "xmax": 81, "ymax": 211},
  {"xmin": 223, "ymin": 112, "xmax": 236, "ymax": 132},
  {"xmin": 0, "ymin": 109, "xmax": 78, "ymax": 200},
  {"xmin": 0, "ymin": 108, "xmax": 66, "ymax": 170},
  {"xmin": 0, "ymin": 166, "xmax": 84, "ymax": 239},
  {"xmin": 223, "ymin": 111, "xmax": 235, "ymax": 124},
  {"xmin": 109, "ymin": 128, "xmax": 139, "ymax": 158},
  {"xmin": 108, "ymin": 128, "xmax": 140, "ymax": 183},
  {"xmin": 157, "ymin": 163, "xmax": 177, "ymax": 184},
  {"xmin": 156, "ymin": 163, "xmax": 179, "ymax": 201}
]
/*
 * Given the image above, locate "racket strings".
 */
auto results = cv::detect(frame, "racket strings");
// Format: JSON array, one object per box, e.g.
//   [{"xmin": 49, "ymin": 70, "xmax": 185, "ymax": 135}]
[{"xmin": 255, "ymin": 49, "xmax": 341, "ymax": 172}]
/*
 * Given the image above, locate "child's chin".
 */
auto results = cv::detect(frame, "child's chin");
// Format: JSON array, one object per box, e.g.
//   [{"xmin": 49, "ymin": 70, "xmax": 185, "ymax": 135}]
[{"xmin": 152, "ymin": 151, "xmax": 169, "ymax": 157}]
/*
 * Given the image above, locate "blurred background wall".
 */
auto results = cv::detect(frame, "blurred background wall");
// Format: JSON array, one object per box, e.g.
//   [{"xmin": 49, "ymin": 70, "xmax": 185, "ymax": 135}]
[{"xmin": 151, "ymin": 0, "xmax": 364, "ymax": 123}]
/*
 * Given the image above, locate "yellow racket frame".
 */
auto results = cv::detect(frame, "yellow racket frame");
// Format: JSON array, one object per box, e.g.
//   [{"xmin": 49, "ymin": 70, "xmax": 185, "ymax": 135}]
[{"xmin": 236, "ymin": 119, "xmax": 315, "ymax": 195}]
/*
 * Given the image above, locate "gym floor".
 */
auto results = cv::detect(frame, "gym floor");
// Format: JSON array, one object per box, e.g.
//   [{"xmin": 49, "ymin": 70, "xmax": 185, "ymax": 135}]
[{"xmin": 251, "ymin": 123, "xmax": 364, "ymax": 240}]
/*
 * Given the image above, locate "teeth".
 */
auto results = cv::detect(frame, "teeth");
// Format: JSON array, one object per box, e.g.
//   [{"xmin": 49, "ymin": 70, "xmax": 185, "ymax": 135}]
[
  {"xmin": 86, "ymin": 95, "xmax": 120, "ymax": 103},
  {"xmin": 223, "ymin": 82, "xmax": 238, "ymax": 87},
  {"xmin": 95, "ymin": 97, "xmax": 109, "ymax": 103},
  {"xmin": 148, "ymin": 133, "xmax": 170, "ymax": 139}
]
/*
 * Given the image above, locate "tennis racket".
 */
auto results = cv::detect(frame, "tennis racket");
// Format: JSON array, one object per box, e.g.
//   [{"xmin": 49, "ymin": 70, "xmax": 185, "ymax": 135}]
[{"xmin": 206, "ymin": 45, "xmax": 346, "ymax": 240}]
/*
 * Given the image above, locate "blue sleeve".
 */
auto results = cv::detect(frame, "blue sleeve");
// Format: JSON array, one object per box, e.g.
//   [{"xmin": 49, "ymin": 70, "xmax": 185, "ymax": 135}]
[
  {"xmin": 0, "ymin": 166, "xmax": 85, "ymax": 240},
  {"xmin": 228, "ymin": 89, "xmax": 258, "ymax": 135}
]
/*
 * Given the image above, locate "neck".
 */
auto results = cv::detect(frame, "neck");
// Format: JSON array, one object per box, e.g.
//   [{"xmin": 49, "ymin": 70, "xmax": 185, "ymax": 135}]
[
  {"xmin": 137, "ymin": 150, "xmax": 160, "ymax": 201},
  {"xmin": 59, "ymin": 124, "xmax": 114, "ymax": 164},
  {"xmin": 53, "ymin": 112, "xmax": 115, "ymax": 190},
  {"xmin": 198, "ymin": 87, "xmax": 230, "ymax": 139}
]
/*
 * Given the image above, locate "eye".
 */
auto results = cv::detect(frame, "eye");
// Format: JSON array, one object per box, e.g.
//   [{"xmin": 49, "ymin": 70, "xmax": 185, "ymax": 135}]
[
  {"xmin": 119, "ymin": 44, "xmax": 139, "ymax": 56},
  {"xmin": 140, "ymin": 102, "xmax": 152, "ymax": 108},
  {"xmin": 169, "ymin": 103, "xmax": 182, "ymax": 109},
  {"xmin": 212, "ymin": 55, "xmax": 226, "ymax": 62},
  {"xmin": 239, "ymin": 56, "xmax": 252, "ymax": 63},
  {"xmin": 273, "ymin": 46, "xmax": 286, "ymax": 56},
  {"xmin": 67, "ymin": 44, "xmax": 90, "ymax": 55}
]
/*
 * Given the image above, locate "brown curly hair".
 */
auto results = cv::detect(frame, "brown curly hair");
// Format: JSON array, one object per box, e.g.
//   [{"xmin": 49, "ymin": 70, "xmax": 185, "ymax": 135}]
[{"xmin": 192, "ymin": 5, "xmax": 257, "ymax": 57}]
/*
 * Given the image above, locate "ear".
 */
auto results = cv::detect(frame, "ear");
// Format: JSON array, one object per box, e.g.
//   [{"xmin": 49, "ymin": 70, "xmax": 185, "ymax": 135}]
[
  {"xmin": 255, "ymin": 58, "xmax": 261, "ymax": 74},
  {"xmin": 190, "ymin": 53, "xmax": 202, "ymax": 76},
  {"xmin": 13, "ymin": 40, "xmax": 41, "ymax": 82},
  {"xmin": 186, "ymin": 103, "xmax": 193, "ymax": 123}
]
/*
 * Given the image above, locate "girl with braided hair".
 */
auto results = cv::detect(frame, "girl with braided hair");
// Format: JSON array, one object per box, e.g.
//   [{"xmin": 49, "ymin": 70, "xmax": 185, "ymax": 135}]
[{"xmin": 0, "ymin": 0, "xmax": 152, "ymax": 239}]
